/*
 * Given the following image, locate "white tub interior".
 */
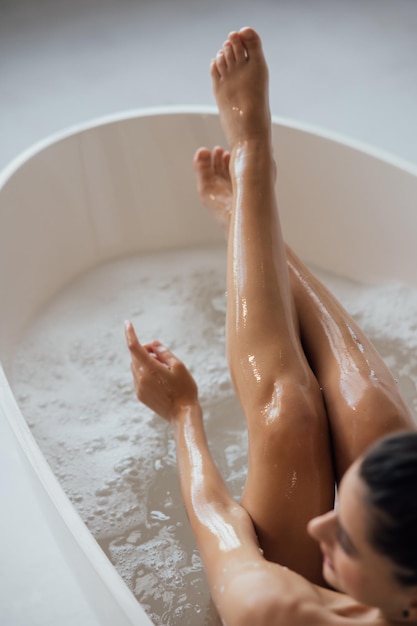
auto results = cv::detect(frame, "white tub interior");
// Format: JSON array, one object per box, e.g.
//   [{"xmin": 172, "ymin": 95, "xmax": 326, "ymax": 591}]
[{"xmin": 1, "ymin": 108, "xmax": 417, "ymax": 625}]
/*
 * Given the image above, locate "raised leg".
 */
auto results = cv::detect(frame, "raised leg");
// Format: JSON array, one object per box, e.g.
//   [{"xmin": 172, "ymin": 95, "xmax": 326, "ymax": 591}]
[
  {"xmin": 286, "ymin": 247, "xmax": 416, "ymax": 481},
  {"xmin": 210, "ymin": 28, "xmax": 335, "ymax": 585},
  {"xmin": 193, "ymin": 147, "xmax": 416, "ymax": 485}
]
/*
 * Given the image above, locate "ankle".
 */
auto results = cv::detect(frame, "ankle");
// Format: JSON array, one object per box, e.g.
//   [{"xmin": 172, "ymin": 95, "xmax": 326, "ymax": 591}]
[{"xmin": 231, "ymin": 139, "xmax": 275, "ymax": 176}]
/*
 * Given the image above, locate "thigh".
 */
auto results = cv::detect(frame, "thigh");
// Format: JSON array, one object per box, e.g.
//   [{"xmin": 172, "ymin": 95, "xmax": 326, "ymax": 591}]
[
  {"xmin": 286, "ymin": 246, "xmax": 416, "ymax": 481},
  {"xmin": 240, "ymin": 375, "xmax": 335, "ymax": 587}
]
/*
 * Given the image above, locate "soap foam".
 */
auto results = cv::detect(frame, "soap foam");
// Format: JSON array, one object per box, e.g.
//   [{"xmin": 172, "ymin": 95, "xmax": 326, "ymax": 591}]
[{"xmin": 12, "ymin": 245, "xmax": 417, "ymax": 625}]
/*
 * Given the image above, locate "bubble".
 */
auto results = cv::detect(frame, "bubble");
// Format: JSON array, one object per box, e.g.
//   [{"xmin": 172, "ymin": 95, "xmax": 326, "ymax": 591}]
[
  {"xmin": 149, "ymin": 511, "xmax": 170, "ymax": 522},
  {"xmin": 126, "ymin": 531, "xmax": 142, "ymax": 545},
  {"xmin": 95, "ymin": 486, "xmax": 112, "ymax": 497},
  {"xmin": 14, "ymin": 247, "xmax": 417, "ymax": 625},
  {"xmin": 94, "ymin": 508, "xmax": 106, "ymax": 516},
  {"xmin": 114, "ymin": 457, "xmax": 136, "ymax": 473}
]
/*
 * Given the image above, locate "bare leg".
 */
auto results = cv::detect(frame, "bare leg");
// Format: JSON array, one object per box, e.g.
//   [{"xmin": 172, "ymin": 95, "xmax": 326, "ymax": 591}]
[
  {"xmin": 194, "ymin": 149, "xmax": 416, "ymax": 484},
  {"xmin": 286, "ymin": 248, "xmax": 416, "ymax": 481},
  {"xmin": 210, "ymin": 28, "xmax": 334, "ymax": 585}
]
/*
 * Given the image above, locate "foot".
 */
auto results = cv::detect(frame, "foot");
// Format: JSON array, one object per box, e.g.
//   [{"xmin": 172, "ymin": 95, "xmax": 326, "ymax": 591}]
[
  {"xmin": 193, "ymin": 146, "xmax": 232, "ymax": 235},
  {"xmin": 211, "ymin": 27, "xmax": 271, "ymax": 148}
]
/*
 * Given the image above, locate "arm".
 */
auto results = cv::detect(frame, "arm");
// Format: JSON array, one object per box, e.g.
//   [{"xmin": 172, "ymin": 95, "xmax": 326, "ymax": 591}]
[{"xmin": 125, "ymin": 322, "xmax": 325, "ymax": 625}]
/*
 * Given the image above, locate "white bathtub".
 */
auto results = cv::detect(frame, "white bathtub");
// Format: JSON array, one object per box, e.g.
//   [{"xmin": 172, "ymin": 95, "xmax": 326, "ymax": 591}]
[{"xmin": 1, "ymin": 107, "xmax": 417, "ymax": 625}]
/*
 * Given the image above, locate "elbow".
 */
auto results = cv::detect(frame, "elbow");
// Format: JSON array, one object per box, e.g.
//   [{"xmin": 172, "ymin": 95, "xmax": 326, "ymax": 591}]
[
  {"xmin": 220, "ymin": 586, "xmax": 286, "ymax": 626},
  {"xmin": 230, "ymin": 596, "xmax": 283, "ymax": 626}
]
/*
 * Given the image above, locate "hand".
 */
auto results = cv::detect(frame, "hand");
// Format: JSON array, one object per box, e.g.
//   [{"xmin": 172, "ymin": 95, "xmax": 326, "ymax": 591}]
[{"xmin": 125, "ymin": 321, "xmax": 199, "ymax": 422}]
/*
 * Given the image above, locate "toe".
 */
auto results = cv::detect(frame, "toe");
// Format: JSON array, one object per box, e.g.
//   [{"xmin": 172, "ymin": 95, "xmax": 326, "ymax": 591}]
[
  {"xmin": 215, "ymin": 48, "xmax": 227, "ymax": 75},
  {"xmin": 222, "ymin": 151, "xmax": 231, "ymax": 173},
  {"xmin": 213, "ymin": 146, "xmax": 224, "ymax": 174},
  {"xmin": 222, "ymin": 40, "xmax": 235, "ymax": 68},
  {"xmin": 229, "ymin": 31, "xmax": 247, "ymax": 62},
  {"xmin": 193, "ymin": 147, "xmax": 212, "ymax": 171},
  {"xmin": 210, "ymin": 57, "xmax": 220, "ymax": 81},
  {"xmin": 239, "ymin": 27, "xmax": 262, "ymax": 55}
]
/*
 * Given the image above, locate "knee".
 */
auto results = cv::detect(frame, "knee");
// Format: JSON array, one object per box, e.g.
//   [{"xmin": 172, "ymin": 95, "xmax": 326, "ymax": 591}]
[
  {"xmin": 250, "ymin": 376, "xmax": 327, "ymax": 440},
  {"xmin": 350, "ymin": 384, "xmax": 412, "ymax": 433},
  {"xmin": 325, "ymin": 373, "xmax": 411, "ymax": 431}
]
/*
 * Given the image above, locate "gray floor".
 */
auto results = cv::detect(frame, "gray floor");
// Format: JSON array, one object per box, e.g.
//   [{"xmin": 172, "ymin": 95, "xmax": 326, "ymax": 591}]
[{"xmin": 1, "ymin": 0, "xmax": 417, "ymax": 171}]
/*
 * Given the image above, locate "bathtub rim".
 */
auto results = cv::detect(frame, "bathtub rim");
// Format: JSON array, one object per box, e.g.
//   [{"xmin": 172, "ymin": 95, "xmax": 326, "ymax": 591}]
[
  {"xmin": 0, "ymin": 364, "xmax": 154, "ymax": 625},
  {"xmin": 1, "ymin": 105, "xmax": 417, "ymax": 195}
]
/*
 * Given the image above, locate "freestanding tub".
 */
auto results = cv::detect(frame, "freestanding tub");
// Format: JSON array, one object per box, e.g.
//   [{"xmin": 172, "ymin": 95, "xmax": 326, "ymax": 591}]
[{"xmin": 1, "ymin": 107, "xmax": 417, "ymax": 625}]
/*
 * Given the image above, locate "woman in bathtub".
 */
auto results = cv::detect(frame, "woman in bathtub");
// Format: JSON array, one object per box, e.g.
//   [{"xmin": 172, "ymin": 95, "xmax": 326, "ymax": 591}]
[{"xmin": 125, "ymin": 27, "xmax": 417, "ymax": 625}]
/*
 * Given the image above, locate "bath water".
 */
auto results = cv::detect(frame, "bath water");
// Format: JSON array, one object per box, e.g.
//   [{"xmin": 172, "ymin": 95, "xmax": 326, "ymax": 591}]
[{"xmin": 12, "ymin": 245, "xmax": 417, "ymax": 625}]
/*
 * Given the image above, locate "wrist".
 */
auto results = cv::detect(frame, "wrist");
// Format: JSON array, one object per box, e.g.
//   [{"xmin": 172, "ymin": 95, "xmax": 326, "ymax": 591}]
[{"xmin": 170, "ymin": 401, "xmax": 202, "ymax": 430}]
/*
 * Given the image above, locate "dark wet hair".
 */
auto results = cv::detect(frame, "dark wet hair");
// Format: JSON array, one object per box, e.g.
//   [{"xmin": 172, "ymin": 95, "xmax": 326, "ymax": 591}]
[{"xmin": 360, "ymin": 430, "xmax": 417, "ymax": 586}]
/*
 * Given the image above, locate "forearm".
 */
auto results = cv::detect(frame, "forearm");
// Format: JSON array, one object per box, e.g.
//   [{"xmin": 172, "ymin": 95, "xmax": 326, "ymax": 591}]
[
  {"xmin": 171, "ymin": 404, "xmax": 261, "ymax": 591},
  {"xmin": 171, "ymin": 409, "xmax": 313, "ymax": 625}
]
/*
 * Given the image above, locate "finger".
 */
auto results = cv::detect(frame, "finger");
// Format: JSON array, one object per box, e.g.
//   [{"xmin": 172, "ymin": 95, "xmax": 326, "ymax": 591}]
[
  {"xmin": 139, "ymin": 342, "xmax": 171, "ymax": 369},
  {"xmin": 150, "ymin": 342, "xmax": 180, "ymax": 368},
  {"xmin": 124, "ymin": 319, "xmax": 139, "ymax": 350},
  {"xmin": 124, "ymin": 320, "xmax": 150, "ymax": 363},
  {"xmin": 130, "ymin": 362, "xmax": 144, "ymax": 399}
]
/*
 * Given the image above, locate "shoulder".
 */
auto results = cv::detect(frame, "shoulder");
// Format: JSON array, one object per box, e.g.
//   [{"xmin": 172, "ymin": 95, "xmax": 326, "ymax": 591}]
[{"xmin": 219, "ymin": 562, "xmax": 333, "ymax": 626}]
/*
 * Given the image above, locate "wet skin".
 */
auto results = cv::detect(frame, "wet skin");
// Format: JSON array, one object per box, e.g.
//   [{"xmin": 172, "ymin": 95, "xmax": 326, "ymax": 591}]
[
  {"xmin": 127, "ymin": 27, "xmax": 417, "ymax": 625},
  {"xmin": 193, "ymin": 145, "xmax": 415, "ymax": 483}
]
